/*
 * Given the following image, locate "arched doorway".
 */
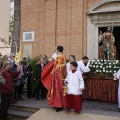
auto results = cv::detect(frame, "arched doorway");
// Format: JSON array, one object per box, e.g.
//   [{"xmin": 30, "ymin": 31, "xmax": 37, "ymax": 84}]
[{"xmin": 87, "ymin": 0, "xmax": 120, "ymax": 59}]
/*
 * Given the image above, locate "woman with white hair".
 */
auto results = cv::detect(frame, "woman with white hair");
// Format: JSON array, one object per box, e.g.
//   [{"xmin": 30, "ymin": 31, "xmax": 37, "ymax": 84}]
[{"xmin": 0, "ymin": 61, "xmax": 19, "ymax": 120}]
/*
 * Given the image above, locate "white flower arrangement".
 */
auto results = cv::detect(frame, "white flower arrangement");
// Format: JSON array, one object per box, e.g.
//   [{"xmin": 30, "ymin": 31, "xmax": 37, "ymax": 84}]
[
  {"xmin": 103, "ymin": 70, "xmax": 105, "ymax": 72},
  {"xmin": 109, "ymin": 66, "xmax": 111, "ymax": 68},
  {"xmin": 0, "ymin": 72, "xmax": 6, "ymax": 84},
  {"xmin": 90, "ymin": 60, "xmax": 120, "ymax": 74},
  {"xmin": 110, "ymin": 71, "xmax": 112, "ymax": 73},
  {"xmin": 90, "ymin": 65, "xmax": 92, "ymax": 67}
]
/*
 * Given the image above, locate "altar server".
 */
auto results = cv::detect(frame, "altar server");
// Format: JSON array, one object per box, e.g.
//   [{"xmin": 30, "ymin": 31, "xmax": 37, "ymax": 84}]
[
  {"xmin": 65, "ymin": 62, "xmax": 84, "ymax": 114},
  {"xmin": 77, "ymin": 56, "xmax": 90, "ymax": 74},
  {"xmin": 66, "ymin": 55, "xmax": 76, "ymax": 74},
  {"xmin": 114, "ymin": 70, "xmax": 120, "ymax": 112}
]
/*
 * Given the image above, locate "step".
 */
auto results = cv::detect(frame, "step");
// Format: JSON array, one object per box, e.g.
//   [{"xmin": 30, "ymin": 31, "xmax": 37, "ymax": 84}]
[
  {"xmin": 7, "ymin": 109, "xmax": 33, "ymax": 120},
  {"xmin": 27, "ymin": 108, "xmax": 120, "ymax": 120},
  {"xmin": 9, "ymin": 104, "xmax": 39, "ymax": 113}
]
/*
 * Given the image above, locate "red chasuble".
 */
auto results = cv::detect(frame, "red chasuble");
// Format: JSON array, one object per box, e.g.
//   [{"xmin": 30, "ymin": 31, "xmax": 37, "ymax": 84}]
[
  {"xmin": 41, "ymin": 59, "xmax": 55, "ymax": 90},
  {"xmin": 41, "ymin": 54, "xmax": 67, "ymax": 108}
]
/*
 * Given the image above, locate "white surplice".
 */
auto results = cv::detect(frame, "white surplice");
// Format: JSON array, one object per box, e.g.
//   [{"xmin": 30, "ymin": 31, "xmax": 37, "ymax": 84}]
[
  {"xmin": 114, "ymin": 70, "xmax": 120, "ymax": 108},
  {"xmin": 77, "ymin": 60, "xmax": 90, "ymax": 74},
  {"xmin": 65, "ymin": 70, "xmax": 84, "ymax": 95}
]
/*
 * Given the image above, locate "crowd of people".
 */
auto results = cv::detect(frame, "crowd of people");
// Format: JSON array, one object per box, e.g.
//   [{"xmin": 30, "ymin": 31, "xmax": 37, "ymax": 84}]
[
  {"xmin": 0, "ymin": 53, "xmax": 49, "ymax": 120},
  {"xmin": 1, "ymin": 45, "xmax": 120, "ymax": 120}
]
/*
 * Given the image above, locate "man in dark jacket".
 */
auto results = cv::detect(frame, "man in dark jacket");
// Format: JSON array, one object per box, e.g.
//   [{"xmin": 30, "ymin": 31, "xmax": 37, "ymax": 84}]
[{"xmin": 34, "ymin": 57, "xmax": 47, "ymax": 100}]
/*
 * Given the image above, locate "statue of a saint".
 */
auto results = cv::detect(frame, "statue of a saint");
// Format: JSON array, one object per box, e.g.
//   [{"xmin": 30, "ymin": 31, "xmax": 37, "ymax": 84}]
[
  {"xmin": 99, "ymin": 27, "xmax": 116, "ymax": 60},
  {"xmin": 98, "ymin": 30, "xmax": 104, "ymax": 47}
]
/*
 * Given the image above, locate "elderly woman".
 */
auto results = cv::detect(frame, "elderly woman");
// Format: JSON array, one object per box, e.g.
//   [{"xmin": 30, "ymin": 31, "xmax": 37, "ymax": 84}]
[{"xmin": 0, "ymin": 61, "xmax": 19, "ymax": 120}]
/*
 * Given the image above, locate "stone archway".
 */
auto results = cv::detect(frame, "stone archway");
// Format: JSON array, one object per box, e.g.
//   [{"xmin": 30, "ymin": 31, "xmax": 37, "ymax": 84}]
[{"xmin": 87, "ymin": 0, "xmax": 120, "ymax": 59}]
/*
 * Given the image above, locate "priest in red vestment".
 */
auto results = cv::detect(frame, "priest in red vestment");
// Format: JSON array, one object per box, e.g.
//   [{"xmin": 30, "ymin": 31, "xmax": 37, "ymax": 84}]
[{"xmin": 41, "ymin": 46, "xmax": 67, "ymax": 112}]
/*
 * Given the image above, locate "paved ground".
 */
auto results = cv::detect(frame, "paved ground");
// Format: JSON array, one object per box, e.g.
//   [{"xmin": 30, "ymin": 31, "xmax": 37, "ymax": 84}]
[
  {"xmin": 12, "ymin": 93, "xmax": 120, "ymax": 119},
  {"xmin": 27, "ymin": 108, "xmax": 120, "ymax": 120}
]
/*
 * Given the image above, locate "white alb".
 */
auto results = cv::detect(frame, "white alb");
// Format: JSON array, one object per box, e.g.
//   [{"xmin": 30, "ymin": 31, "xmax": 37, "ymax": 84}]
[
  {"xmin": 77, "ymin": 60, "xmax": 90, "ymax": 74},
  {"xmin": 114, "ymin": 69, "xmax": 120, "ymax": 108}
]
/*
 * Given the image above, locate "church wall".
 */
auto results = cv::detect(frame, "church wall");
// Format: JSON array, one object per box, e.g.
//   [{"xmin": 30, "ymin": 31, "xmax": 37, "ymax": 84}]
[
  {"xmin": 20, "ymin": 0, "xmax": 102, "ymax": 60},
  {"xmin": 87, "ymin": 0, "xmax": 102, "ymax": 9}
]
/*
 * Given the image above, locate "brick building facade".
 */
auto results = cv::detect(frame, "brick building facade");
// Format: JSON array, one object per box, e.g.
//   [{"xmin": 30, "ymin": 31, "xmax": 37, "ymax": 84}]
[
  {"xmin": 0, "ymin": 0, "xmax": 10, "ymax": 55},
  {"xmin": 20, "ymin": 0, "xmax": 120, "ymax": 60}
]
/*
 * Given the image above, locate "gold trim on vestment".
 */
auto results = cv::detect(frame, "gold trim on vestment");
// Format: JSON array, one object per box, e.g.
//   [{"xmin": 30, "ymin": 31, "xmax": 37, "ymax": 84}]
[{"xmin": 49, "ymin": 54, "xmax": 66, "ymax": 100}]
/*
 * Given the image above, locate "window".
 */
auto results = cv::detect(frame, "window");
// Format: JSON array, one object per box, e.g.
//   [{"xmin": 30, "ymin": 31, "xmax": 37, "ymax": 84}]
[{"xmin": 23, "ymin": 31, "xmax": 35, "ymax": 42}]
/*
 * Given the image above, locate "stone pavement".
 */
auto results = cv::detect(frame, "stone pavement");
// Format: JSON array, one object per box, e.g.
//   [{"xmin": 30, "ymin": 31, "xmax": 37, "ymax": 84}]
[
  {"xmin": 10, "ymin": 93, "xmax": 120, "ymax": 120},
  {"xmin": 14, "ymin": 93, "xmax": 118, "ymax": 112},
  {"xmin": 27, "ymin": 108, "xmax": 120, "ymax": 120}
]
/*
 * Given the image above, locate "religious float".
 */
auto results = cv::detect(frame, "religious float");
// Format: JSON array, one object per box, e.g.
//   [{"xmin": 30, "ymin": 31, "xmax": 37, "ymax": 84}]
[
  {"xmin": 83, "ymin": 27, "xmax": 119, "ymax": 103},
  {"xmin": 83, "ymin": 60, "xmax": 120, "ymax": 103}
]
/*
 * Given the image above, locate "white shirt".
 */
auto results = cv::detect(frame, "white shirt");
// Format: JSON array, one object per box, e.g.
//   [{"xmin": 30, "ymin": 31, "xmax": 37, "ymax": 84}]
[
  {"xmin": 41, "ymin": 64, "xmax": 44, "ymax": 69},
  {"xmin": 77, "ymin": 60, "xmax": 90, "ymax": 74},
  {"xmin": 66, "ymin": 62, "xmax": 71, "ymax": 74},
  {"xmin": 65, "ymin": 70, "xmax": 84, "ymax": 95},
  {"xmin": 52, "ymin": 52, "xmax": 58, "ymax": 60}
]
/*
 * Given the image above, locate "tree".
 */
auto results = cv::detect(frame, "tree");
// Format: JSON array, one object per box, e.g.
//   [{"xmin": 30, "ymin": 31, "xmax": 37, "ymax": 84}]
[
  {"xmin": 11, "ymin": 0, "xmax": 21, "ymax": 53},
  {"xmin": 9, "ymin": 7, "xmax": 14, "ymax": 45},
  {"xmin": 11, "ymin": 0, "xmax": 14, "ymax": 2}
]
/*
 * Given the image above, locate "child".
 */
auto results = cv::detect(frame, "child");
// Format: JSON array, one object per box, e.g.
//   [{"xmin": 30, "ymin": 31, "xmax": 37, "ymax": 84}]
[
  {"xmin": 65, "ymin": 61, "xmax": 84, "ymax": 114},
  {"xmin": 114, "ymin": 69, "xmax": 120, "ymax": 112}
]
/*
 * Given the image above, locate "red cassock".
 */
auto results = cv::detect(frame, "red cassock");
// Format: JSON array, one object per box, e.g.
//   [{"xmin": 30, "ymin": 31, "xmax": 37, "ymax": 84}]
[
  {"xmin": 65, "ymin": 95, "xmax": 82, "ymax": 112},
  {"xmin": 41, "ymin": 54, "xmax": 67, "ymax": 108}
]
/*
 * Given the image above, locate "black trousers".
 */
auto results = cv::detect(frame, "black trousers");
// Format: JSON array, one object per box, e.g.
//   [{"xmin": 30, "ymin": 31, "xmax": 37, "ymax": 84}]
[
  {"xmin": 27, "ymin": 76, "xmax": 32, "ymax": 98},
  {"xmin": 0, "ymin": 93, "xmax": 11, "ymax": 120},
  {"xmin": 14, "ymin": 83, "xmax": 23, "ymax": 100},
  {"xmin": 18, "ymin": 84, "xmax": 24, "ymax": 98},
  {"xmin": 36, "ymin": 82, "xmax": 40, "ymax": 99},
  {"xmin": 40, "ymin": 82, "xmax": 47, "ymax": 99},
  {"xmin": 36, "ymin": 81, "xmax": 47, "ymax": 99},
  {"xmin": 14, "ymin": 86, "xmax": 18, "ymax": 100}
]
